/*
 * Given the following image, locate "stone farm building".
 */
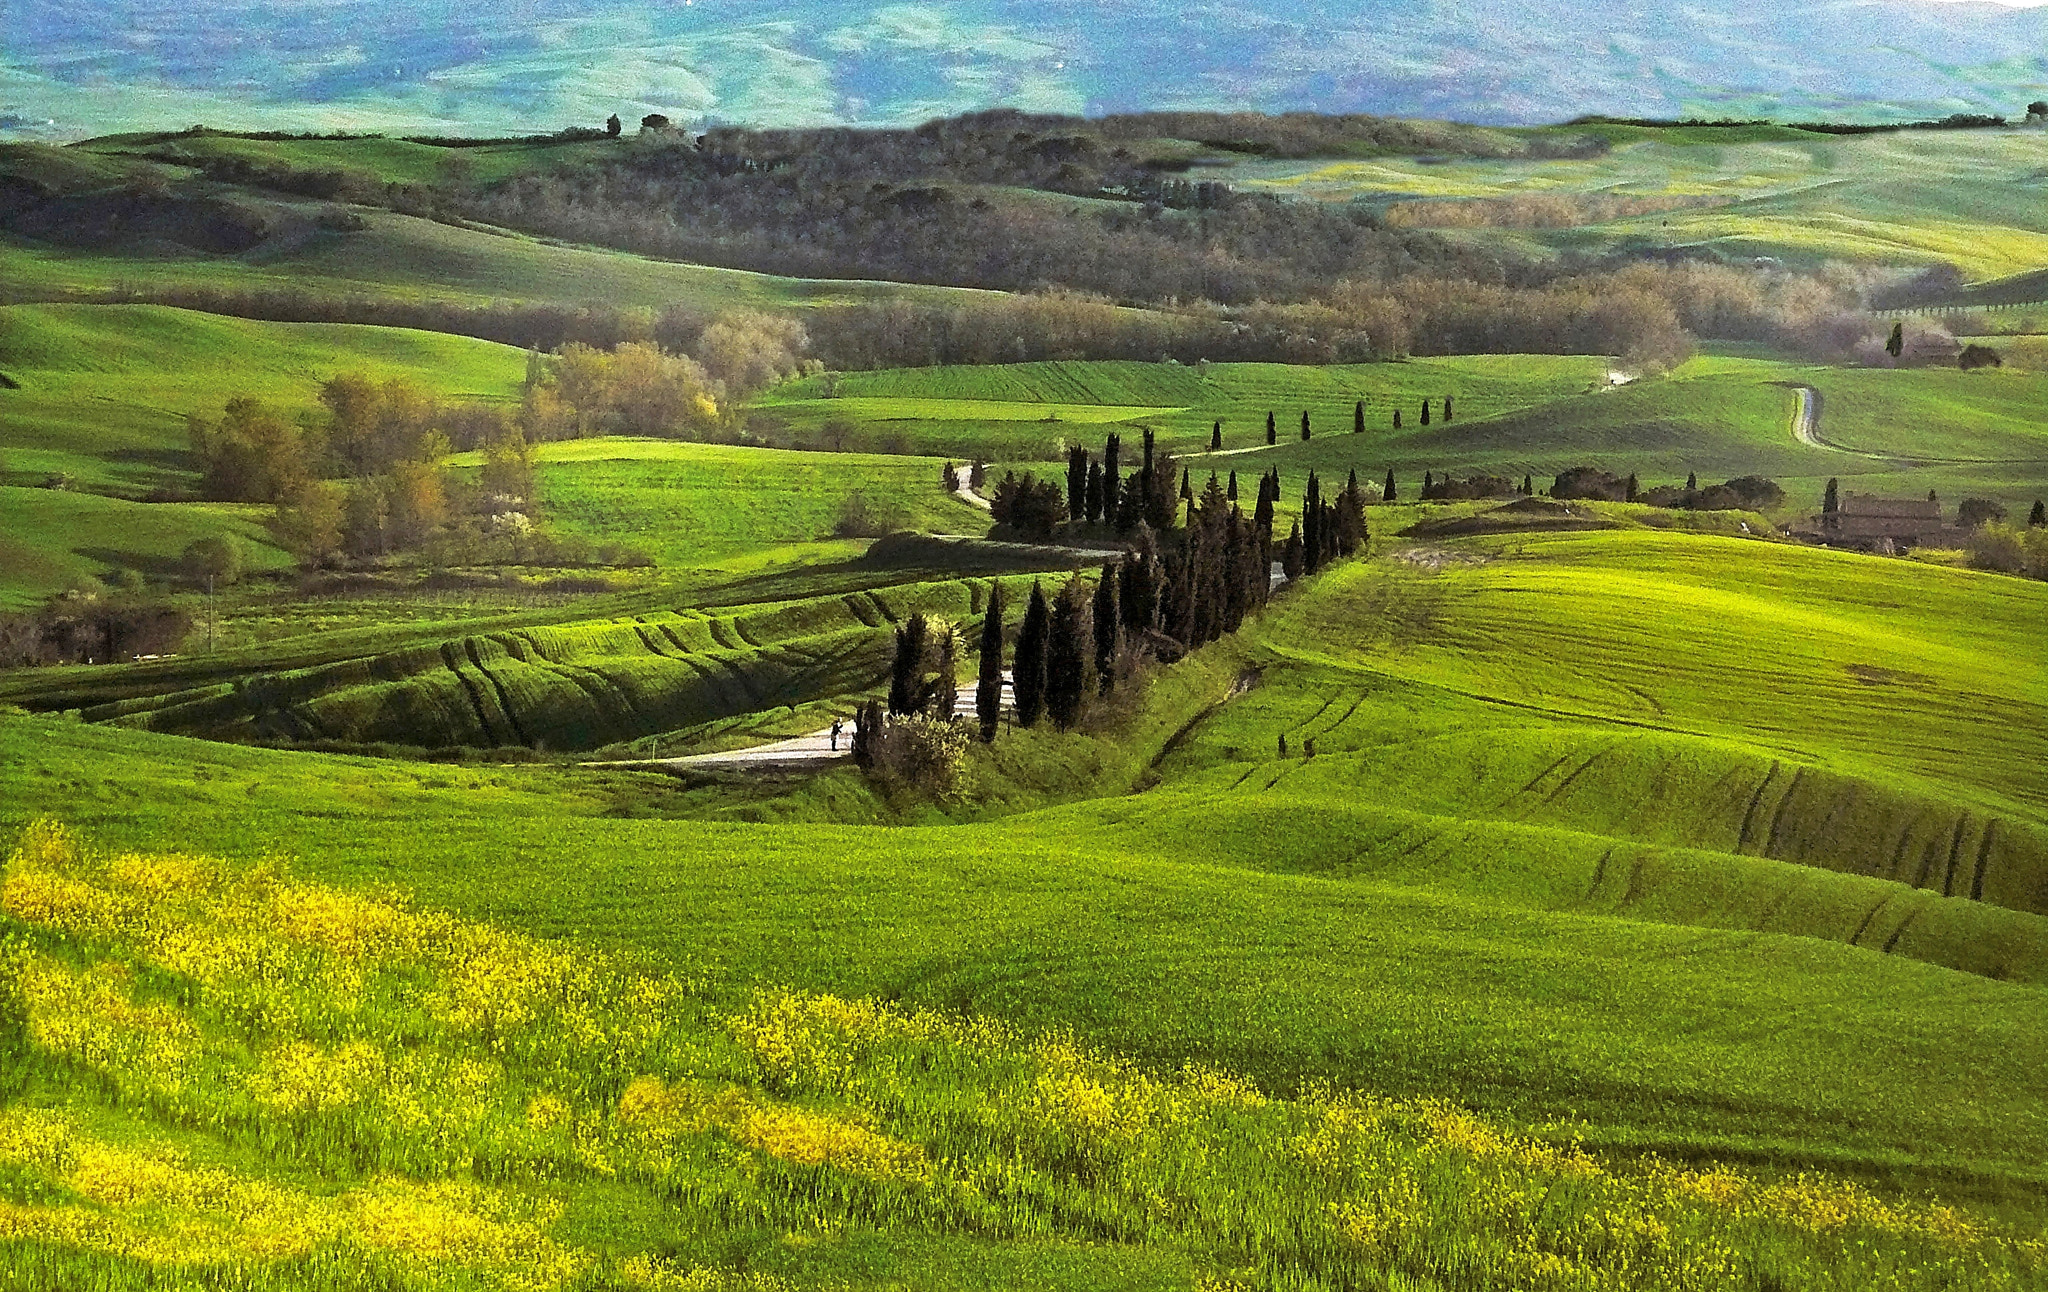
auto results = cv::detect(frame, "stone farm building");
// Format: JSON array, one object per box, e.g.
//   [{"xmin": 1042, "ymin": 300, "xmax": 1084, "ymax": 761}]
[{"xmin": 1823, "ymin": 493, "xmax": 1948, "ymax": 550}]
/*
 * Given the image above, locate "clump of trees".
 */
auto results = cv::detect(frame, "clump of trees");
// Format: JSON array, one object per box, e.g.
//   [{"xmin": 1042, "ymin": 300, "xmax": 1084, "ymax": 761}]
[{"xmin": 0, "ymin": 602, "xmax": 192, "ymax": 668}]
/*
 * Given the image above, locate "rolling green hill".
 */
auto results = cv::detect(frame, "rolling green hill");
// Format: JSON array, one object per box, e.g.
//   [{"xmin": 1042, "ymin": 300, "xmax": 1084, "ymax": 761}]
[
  {"xmin": 0, "ymin": 302, "xmax": 529, "ymax": 494},
  {"xmin": 4, "ymin": 526, "xmax": 2044, "ymax": 1201}
]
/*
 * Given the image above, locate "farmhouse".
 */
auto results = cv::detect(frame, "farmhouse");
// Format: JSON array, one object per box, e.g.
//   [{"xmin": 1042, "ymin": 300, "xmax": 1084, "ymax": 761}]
[{"xmin": 1823, "ymin": 493, "xmax": 1948, "ymax": 550}]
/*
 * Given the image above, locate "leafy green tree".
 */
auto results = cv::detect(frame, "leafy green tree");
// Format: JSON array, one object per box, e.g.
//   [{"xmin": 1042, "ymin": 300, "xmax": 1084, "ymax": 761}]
[
  {"xmin": 181, "ymin": 536, "xmax": 243, "ymax": 587},
  {"xmin": 1013, "ymin": 583, "xmax": 1050, "ymax": 727},
  {"xmin": 274, "ymin": 481, "xmax": 346, "ymax": 568},
  {"xmin": 606, "ymin": 114, "xmax": 622, "ymax": 138},
  {"xmin": 975, "ymin": 584, "xmax": 1006, "ymax": 742}
]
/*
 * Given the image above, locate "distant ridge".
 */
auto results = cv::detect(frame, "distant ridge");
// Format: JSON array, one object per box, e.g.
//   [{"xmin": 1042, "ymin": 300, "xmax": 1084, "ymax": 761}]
[{"xmin": 4, "ymin": 0, "xmax": 2047, "ymax": 140}]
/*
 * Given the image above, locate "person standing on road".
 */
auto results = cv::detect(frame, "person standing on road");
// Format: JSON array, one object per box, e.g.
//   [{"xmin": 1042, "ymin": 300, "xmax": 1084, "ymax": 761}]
[{"xmin": 831, "ymin": 719, "xmax": 844, "ymax": 752}]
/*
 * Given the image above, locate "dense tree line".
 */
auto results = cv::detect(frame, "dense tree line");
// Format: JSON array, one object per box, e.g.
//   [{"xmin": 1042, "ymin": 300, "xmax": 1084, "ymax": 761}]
[{"xmin": 0, "ymin": 602, "xmax": 191, "ymax": 668}]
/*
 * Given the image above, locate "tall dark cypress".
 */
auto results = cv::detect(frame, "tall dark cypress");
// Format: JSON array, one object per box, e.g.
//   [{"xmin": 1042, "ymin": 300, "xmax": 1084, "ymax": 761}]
[
  {"xmin": 1443, "ymin": 394, "xmax": 1454, "ymax": 422},
  {"xmin": 1686, "ymin": 470, "xmax": 1699, "ymax": 493},
  {"xmin": 1103, "ymin": 433, "xmax": 1121, "ymax": 524},
  {"xmin": 2030, "ymin": 499, "xmax": 2046, "ymax": 527},
  {"xmin": 976, "ymin": 583, "xmax": 1006, "ymax": 742},
  {"xmin": 1822, "ymin": 477, "xmax": 1839, "ymax": 513},
  {"xmin": 1066, "ymin": 446, "xmax": 1089, "ymax": 522},
  {"xmin": 1384, "ymin": 468, "xmax": 1397, "ymax": 503},
  {"xmin": 1121, "ymin": 526, "xmax": 1160, "ymax": 635},
  {"xmin": 1227, "ymin": 470, "xmax": 1238, "ymax": 502},
  {"xmin": 1143, "ymin": 427, "xmax": 1156, "ymax": 478},
  {"xmin": 1393, "ymin": 409, "xmax": 1402, "ymax": 430},
  {"xmin": 1303, "ymin": 472, "xmax": 1323, "ymax": 574},
  {"xmin": 1253, "ymin": 478, "xmax": 1275, "ymax": 540},
  {"xmin": 1210, "ymin": 420, "xmax": 1223, "ymax": 451},
  {"xmin": 1086, "ymin": 460, "xmax": 1104, "ymax": 523},
  {"xmin": 1266, "ymin": 411, "xmax": 1276, "ymax": 445},
  {"xmin": 1093, "ymin": 563, "xmax": 1122, "ymax": 694},
  {"xmin": 1012, "ymin": 583, "xmax": 1050, "ymax": 728},
  {"xmin": 931, "ymin": 621, "xmax": 958, "ymax": 721},
  {"xmin": 1354, "ymin": 400, "xmax": 1365, "ymax": 434},
  {"xmin": 1046, "ymin": 576, "xmax": 1091, "ymax": 731},
  {"xmin": 1423, "ymin": 470, "xmax": 1434, "ymax": 499},
  {"xmin": 888, "ymin": 612, "xmax": 928, "ymax": 716},
  {"xmin": 1180, "ymin": 466, "xmax": 1193, "ymax": 505},
  {"xmin": 1419, "ymin": 399, "xmax": 1430, "ymax": 427},
  {"xmin": 1521, "ymin": 474, "xmax": 1533, "ymax": 497},
  {"xmin": 1300, "ymin": 410, "xmax": 1311, "ymax": 441},
  {"xmin": 1625, "ymin": 472, "xmax": 1640, "ymax": 503},
  {"xmin": 1282, "ymin": 522, "xmax": 1304, "ymax": 581}
]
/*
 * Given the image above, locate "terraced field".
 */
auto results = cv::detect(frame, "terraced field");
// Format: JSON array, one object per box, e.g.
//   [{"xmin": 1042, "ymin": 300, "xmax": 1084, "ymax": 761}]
[{"xmin": 0, "ymin": 574, "xmax": 1031, "ymax": 752}]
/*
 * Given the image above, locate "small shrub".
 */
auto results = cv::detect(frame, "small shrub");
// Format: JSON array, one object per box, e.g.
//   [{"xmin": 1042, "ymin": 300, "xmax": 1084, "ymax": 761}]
[
  {"xmin": 832, "ymin": 491, "xmax": 895, "ymax": 539},
  {"xmin": 868, "ymin": 715, "xmax": 972, "ymax": 794},
  {"xmin": 1956, "ymin": 498, "xmax": 2007, "ymax": 529},
  {"xmin": 181, "ymin": 536, "xmax": 244, "ymax": 586}
]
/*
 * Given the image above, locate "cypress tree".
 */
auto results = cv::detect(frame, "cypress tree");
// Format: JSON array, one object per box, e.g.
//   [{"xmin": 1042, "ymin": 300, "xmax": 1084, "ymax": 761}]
[
  {"xmin": 1443, "ymin": 394, "xmax": 1453, "ymax": 421},
  {"xmin": 1625, "ymin": 472, "xmax": 1640, "ymax": 504},
  {"xmin": 888, "ymin": 612, "xmax": 928, "ymax": 716},
  {"xmin": 1269, "ymin": 467, "xmax": 1281, "ymax": 501},
  {"xmin": 1266, "ymin": 411, "xmax": 1276, "ymax": 445},
  {"xmin": 2031, "ymin": 499, "xmax": 2046, "ymax": 527},
  {"xmin": 1393, "ymin": 408, "xmax": 1402, "ymax": 430},
  {"xmin": 1093, "ymin": 563, "xmax": 1122, "ymax": 694},
  {"xmin": 1104, "ymin": 433, "xmax": 1121, "ymax": 501},
  {"xmin": 1686, "ymin": 470, "xmax": 1699, "ymax": 493},
  {"xmin": 1886, "ymin": 321, "xmax": 1904, "ymax": 359},
  {"xmin": 1253, "ymin": 480, "xmax": 1274, "ymax": 540},
  {"xmin": 1211, "ymin": 420, "xmax": 1223, "ymax": 451},
  {"xmin": 1046, "ymin": 576, "xmax": 1092, "ymax": 730},
  {"xmin": 1013, "ymin": 583, "xmax": 1050, "ymax": 728},
  {"xmin": 1423, "ymin": 469, "xmax": 1434, "ymax": 499},
  {"xmin": 1227, "ymin": 470, "xmax": 1238, "ymax": 501},
  {"xmin": 1122, "ymin": 526, "xmax": 1160, "ymax": 634},
  {"xmin": 1085, "ymin": 460, "xmax": 1104, "ymax": 523},
  {"xmin": 932, "ymin": 621, "xmax": 958, "ymax": 721},
  {"xmin": 1282, "ymin": 522, "xmax": 1304, "ymax": 580},
  {"xmin": 1384, "ymin": 468, "xmax": 1397, "ymax": 502},
  {"xmin": 1823, "ymin": 477, "xmax": 1840, "ymax": 513},
  {"xmin": 1143, "ymin": 426, "xmax": 1156, "ymax": 477},
  {"xmin": 1300, "ymin": 410, "xmax": 1311, "ymax": 441},
  {"xmin": 976, "ymin": 583, "xmax": 1006, "ymax": 742},
  {"xmin": 1066, "ymin": 446, "xmax": 1088, "ymax": 522},
  {"xmin": 1354, "ymin": 400, "xmax": 1365, "ymax": 434},
  {"xmin": 1303, "ymin": 472, "xmax": 1323, "ymax": 574},
  {"xmin": 1180, "ymin": 466, "xmax": 1193, "ymax": 505},
  {"xmin": 1521, "ymin": 474, "xmax": 1533, "ymax": 497},
  {"xmin": 851, "ymin": 699, "xmax": 883, "ymax": 769},
  {"xmin": 1420, "ymin": 398, "xmax": 1430, "ymax": 427}
]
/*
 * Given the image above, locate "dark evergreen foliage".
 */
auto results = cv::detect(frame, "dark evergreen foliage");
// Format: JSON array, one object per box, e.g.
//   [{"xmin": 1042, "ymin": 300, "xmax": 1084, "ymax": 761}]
[
  {"xmin": 1085, "ymin": 460, "xmax": 1104, "ymax": 523},
  {"xmin": 1092, "ymin": 563, "xmax": 1122, "ymax": 694},
  {"xmin": 1046, "ymin": 576, "xmax": 1092, "ymax": 730},
  {"xmin": 1282, "ymin": 521, "xmax": 1304, "ymax": 580},
  {"xmin": 1443, "ymin": 394, "xmax": 1454, "ymax": 421},
  {"xmin": 2031, "ymin": 499, "xmax": 2046, "ymax": 527},
  {"xmin": 1354, "ymin": 400, "xmax": 1365, "ymax": 434},
  {"xmin": 888, "ymin": 612, "xmax": 928, "ymax": 716},
  {"xmin": 975, "ymin": 583, "xmax": 1005, "ymax": 742},
  {"xmin": 1012, "ymin": 582, "xmax": 1050, "ymax": 728},
  {"xmin": 1300, "ymin": 410, "xmax": 1311, "ymax": 441},
  {"xmin": 1823, "ymin": 477, "xmax": 1840, "ymax": 514},
  {"xmin": 1266, "ymin": 411, "xmax": 1276, "ymax": 445},
  {"xmin": 1210, "ymin": 420, "xmax": 1222, "ymax": 451},
  {"xmin": 1420, "ymin": 398, "xmax": 1431, "ymax": 426},
  {"xmin": 1066, "ymin": 445, "xmax": 1089, "ymax": 521},
  {"xmin": 1384, "ymin": 468, "xmax": 1397, "ymax": 502}
]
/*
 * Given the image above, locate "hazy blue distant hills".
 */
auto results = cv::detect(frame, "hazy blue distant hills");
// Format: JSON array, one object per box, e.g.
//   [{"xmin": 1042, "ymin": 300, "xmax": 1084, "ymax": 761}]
[{"xmin": 5, "ymin": 0, "xmax": 2047, "ymax": 139}]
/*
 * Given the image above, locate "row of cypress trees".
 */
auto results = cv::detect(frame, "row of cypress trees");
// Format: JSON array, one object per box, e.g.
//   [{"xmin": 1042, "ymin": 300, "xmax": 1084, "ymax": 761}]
[
  {"xmin": 1065, "ymin": 428, "xmax": 1183, "ymax": 533},
  {"xmin": 1247, "ymin": 397, "xmax": 1454, "ymax": 445}
]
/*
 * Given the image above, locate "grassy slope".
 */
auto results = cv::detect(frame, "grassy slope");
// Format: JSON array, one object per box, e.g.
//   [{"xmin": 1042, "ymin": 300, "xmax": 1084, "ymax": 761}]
[
  {"xmin": 458, "ymin": 438, "xmax": 995, "ymax": 571},
  {"xmin": 760, "ymin": 353, "xmax": 2048, "ymax": 513},
  {"xmin": 0, "ymin": 488, "xmax": 293, "ymax": 609},
  {"xmin": 760, "ymin": 355, "xmax": 1604, "ymax": 465},
  {"xmin": 0, "ymin": 302, "xmax": 529, "ymax": 493},
  {"xmin": 4, "ymin": 528, "xmax": 2046, "ymax": 1199},
  {"xmin": 1226, "ymin": 129, "xmax": 2048, "ymax": 281}
]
